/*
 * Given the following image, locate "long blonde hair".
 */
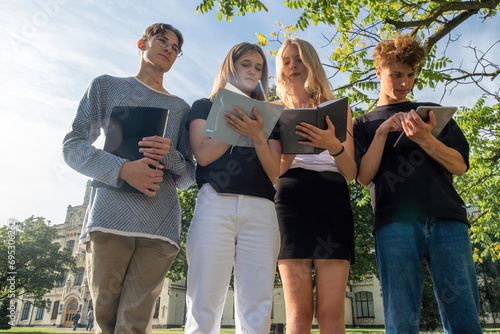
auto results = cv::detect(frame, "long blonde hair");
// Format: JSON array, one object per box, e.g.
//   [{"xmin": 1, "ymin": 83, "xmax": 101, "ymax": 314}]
[
  {"xmin": 209, "ymin": 42, "xmax": 269, "ymax": 101},
  {"xmin": 276, "ymin": 38, "xmax": 334, "ymax": 108}
]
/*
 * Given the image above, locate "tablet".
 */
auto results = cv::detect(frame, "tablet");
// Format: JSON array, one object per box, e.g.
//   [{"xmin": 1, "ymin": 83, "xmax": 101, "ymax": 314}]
[{"xmin": 393, "ymin": 106, "xmax": 457, "ymax": 148}]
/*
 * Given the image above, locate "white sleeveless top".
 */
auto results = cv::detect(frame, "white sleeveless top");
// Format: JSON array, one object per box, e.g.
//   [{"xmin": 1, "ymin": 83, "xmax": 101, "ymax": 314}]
[{"xmin": 290, "ymin": 150, "xmax": 340, "ymax": 173}]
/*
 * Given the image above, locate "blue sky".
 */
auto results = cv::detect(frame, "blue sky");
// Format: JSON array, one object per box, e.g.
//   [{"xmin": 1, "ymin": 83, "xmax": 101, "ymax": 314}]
[{"xmin": 0, "ymin": 0, "xmax": 498, "ymax": 226}]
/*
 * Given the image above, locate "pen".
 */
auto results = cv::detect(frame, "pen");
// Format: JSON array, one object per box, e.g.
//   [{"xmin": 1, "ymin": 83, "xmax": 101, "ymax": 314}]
[{"xmin": 258, "ymin": 80, "xmax": 267, "ymax": 101}]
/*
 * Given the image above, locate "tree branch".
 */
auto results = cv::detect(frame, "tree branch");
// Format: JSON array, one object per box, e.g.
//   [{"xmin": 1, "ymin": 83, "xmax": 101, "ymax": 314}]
[
  {"xmin": 420, "ymin": 9, "xmax": 480, "ymax": 54},
  {"xmin": 386, "ymin": 0, "xmax": 500, "ymax": 29},
  {"xmin": 448, "ymin": 70, "xmax": 499, "ymax": 81}
]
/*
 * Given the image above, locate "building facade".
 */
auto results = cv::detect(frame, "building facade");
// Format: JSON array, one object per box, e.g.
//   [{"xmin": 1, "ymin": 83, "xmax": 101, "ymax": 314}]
[
  {"xmin": 12, "ymin": 183, "xmax": 92, "ymax": 328},
  {"xmin": 11, "ymin": 182, "xmax": 386, "ymax": 328}
]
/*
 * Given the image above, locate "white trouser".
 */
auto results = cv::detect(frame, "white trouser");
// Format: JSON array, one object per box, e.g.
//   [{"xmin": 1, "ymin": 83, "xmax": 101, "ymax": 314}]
[{"xmin": 185, "ymin": 184, "xmax": 280, "ymax": 334}]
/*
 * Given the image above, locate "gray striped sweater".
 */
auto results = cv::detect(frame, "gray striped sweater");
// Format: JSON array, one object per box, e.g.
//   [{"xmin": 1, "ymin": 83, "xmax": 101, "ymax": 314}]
[{"xmin": 62, "ymin": 75, "xmax": 195, "ymax": 246}]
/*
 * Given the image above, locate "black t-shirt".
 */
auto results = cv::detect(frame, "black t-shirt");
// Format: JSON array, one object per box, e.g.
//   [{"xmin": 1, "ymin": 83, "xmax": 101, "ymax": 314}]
[
  {"xmin": 353, "ymin": 101, "xmax": 470, "ymax": 232},
  {"xmin": 186, "ymin": 98, "xmax": 279, "ymax": 201}
]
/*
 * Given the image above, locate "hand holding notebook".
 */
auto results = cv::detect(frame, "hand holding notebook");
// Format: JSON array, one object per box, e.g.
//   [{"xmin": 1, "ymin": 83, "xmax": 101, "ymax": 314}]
[
  {"xmin": 279, "ymin": 97, "xmax": 349, "ymax": 154},
  {"xmin": 202, "ymin": 83, "xmax": 284, "ymax": 147},
  {"xmin": 91, "ymin": 106, "xmax": 169, "ymax": 193}
]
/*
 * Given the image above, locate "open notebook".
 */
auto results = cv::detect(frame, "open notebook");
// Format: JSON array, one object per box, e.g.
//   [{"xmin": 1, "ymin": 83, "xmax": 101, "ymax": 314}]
[
  {"xmin": 202, "ymin": 83, "xmax": 284, "ymax": 147},
  {"xmin": 279, "ymin": 97, "xmax": 349, "ymax": 154}
]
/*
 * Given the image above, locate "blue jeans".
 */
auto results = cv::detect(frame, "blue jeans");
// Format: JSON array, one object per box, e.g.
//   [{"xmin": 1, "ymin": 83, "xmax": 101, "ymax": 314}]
[
  {"xmin": 86, "ymin": 319, "xmax": 93, "ymax": 331},
  {"xmin": 374, "ymin": 218, "xmax": 482, "ymax": 334}
]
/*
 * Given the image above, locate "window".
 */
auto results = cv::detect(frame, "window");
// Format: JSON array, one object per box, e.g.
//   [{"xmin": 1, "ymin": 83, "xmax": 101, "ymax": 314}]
[
  {"xmin": 35, "ymin": 307, "xmax": 45, "ymax": 320},
  {"xmin": 58, "ymin": 270, "xmax": 69, "ymax": 287},
  {"xmin": 68, "ymin": 300, "xmax": 78, "ymax": 311},
  {"xmin": 66, "ymin": 240, "xmax": 75, "ymax": 252},
  {"xmin": 21, "ymin": 302, "xmax": 31, "ymax": 320},
  {"xmin": 51, "ymin": 301, "xmax": 60, "ymax": 320},
  {"xmin": 355, "ymin": 291, "xmax": 375, "ymax": 318},
  {"xmin": 153, "ymin": 298, "xmax": 160, "ymax": 319},
  {"xmin": 74, "ymin": 268, "xmax": 85, "ymax": 286}
]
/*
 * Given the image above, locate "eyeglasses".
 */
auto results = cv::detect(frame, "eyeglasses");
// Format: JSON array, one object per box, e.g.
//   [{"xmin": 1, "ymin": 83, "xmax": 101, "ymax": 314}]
[{"xmin": 155, "ymin": 36, "xmax": 183, "ymax": 58}]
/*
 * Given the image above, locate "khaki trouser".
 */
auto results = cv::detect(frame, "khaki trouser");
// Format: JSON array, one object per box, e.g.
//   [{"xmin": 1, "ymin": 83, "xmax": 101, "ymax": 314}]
[{"xmin": 86, "ymin": 231, "xmax": 179, "ymax": 334}]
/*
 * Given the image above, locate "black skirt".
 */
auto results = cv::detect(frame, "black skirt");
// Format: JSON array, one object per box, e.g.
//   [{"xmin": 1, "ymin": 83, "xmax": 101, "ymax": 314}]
[{"xmin": 275, "ymin": 168, "xmax": 355, "ymax": 263}]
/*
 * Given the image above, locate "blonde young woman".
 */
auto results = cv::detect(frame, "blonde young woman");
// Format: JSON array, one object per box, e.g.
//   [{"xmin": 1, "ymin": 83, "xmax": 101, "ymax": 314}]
[
  {"xmin": 274, "ymin": 38, "xmax": 357, "ymax": 333},
  {"xmin": 184, "ymin": 42, "xmax": 281, "ymax": 334}
]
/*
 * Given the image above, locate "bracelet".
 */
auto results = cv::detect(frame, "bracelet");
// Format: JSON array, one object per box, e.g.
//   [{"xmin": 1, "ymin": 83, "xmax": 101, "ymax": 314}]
[{"xmin": 330, "ymin": 145, "xmax": 345, "ymax": 157}]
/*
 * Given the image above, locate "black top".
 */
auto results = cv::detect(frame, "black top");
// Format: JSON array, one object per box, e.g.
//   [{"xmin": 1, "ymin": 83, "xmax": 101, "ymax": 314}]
[
  {"xmin": 186, "ymin": 98, "xmax": 279, "ymax": 201},
  {"xmin": 353, "ymin": 101, "xmax": 470, "ymax": 232}
]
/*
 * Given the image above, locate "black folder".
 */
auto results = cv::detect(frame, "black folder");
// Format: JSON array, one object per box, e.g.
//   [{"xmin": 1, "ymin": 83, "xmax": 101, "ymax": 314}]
[
  {"xmin": 91, "ymin": 106, "xmax": 169, "ymax": 193},
  {"xmin": 279, "ymin": 97, "xmax": 348, "ymax": 154}
]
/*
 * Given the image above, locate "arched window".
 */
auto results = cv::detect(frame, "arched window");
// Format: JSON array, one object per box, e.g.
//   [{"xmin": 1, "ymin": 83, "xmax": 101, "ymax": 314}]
[
  {"xmin": 51, "ymin": 301, "xmax": 60, "ymax": 320},
  {"xmin": 153, "ymin": 298, "xmax": 160, "ymax": 319},
  {"xmin": 21, "ymin": 302, "xmax": 31, "ymax": 320},
  {"xmin": 355, "ymin": 291, "xmax": 375, "ymax": 318},
  {"xmin": 74, "ymin": 267, "xmax": 85, "ymax": 286}
]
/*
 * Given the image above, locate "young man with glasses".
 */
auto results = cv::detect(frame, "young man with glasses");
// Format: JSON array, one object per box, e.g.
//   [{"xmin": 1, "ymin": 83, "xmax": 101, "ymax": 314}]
[{"xmin": 63, "ymin": 23, "xmax": 194, "ymax": 334}]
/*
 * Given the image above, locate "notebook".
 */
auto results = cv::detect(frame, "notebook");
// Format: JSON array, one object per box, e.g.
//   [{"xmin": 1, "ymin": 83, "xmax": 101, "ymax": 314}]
[
  {"xmin": 202, "ymin": 83, "xmax": 284, "ymax": 147},
  {"xmin": 91, "ymin": 106, "xmax": 169, "ymax": 193},
  {"xmin": 279, "ymin": 97, "xmax": 349, "ymax": 154},
  {"xmin": 393, "ymin": 106, "xmax": 457, "ymax": 148}
]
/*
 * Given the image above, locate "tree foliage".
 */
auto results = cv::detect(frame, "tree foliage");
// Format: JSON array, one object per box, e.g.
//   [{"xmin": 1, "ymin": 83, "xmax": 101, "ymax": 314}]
[
  {"xmin": 476, "ymin": 248, "xmax": 500, "ymax": 324},
  {"xmin": 251, "ymin": 0, "xmax": 498, "ymax": 107},
  {"xmin": 455, "ymin": 99, "xmax": 500, "ymax": 262},
  {"xmin": 166, "ymin": 185, "xmax": 199, "ymax": 282},
  {"xmin": 196, "ymin": 0, "xmax": 268, "ymax": 21},
  {"xmin": 348, "ymin": 182, "xmax": 378, "ymax": 281},
  {"xmin": 0, "ymin": 300, "xmax": 11, "ymax": 330},
  {"xmin": 0, "ymin": 217, "xmax": 77, "ymax": 307},
  {"xmin": 196, "ymin": 0, "xmax": 500, "ymax": 261}
]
